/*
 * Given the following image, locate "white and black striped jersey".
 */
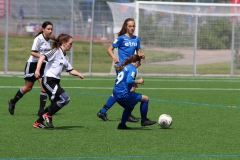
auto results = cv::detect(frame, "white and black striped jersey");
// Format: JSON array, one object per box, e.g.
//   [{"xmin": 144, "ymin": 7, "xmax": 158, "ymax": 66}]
[
  {"xmin": 43, "ymin": 48, "xmax": 73, "ymax": 79},
  {"xmin": 27, "ymin": 33, "xmax": 52, "ymax": 62}
]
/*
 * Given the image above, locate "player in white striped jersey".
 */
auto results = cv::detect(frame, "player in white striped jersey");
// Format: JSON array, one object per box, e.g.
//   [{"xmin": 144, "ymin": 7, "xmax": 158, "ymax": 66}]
[
  {"xmin": 33, "ymin": 34, "xmax": 84, "ymax": 128},
  {"xmin": 8, "ymin": 21, "xmax": 54, "ymax": 117}
]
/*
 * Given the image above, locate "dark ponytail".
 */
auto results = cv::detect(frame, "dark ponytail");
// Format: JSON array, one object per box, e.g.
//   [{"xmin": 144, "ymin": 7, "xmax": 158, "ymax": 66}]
[{"xmin": 115, "ymin": 54, "xmax": 141, "ymax": 71}]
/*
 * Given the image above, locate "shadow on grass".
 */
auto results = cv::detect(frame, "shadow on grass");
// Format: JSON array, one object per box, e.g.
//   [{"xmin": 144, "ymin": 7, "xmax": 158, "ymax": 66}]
[
  {"xmin": 128, "ymin": 127, "xmax": 154, "ymax": 130},
  {"xmin": 50, "ymin": 125, "xmax": 83, "ymax": 130}
]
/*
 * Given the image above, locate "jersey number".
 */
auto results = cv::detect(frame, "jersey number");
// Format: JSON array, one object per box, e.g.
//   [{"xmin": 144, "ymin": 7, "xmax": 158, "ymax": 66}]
[{"xmin": 116, "ymin": 71, "xmax": 124, "ymax": 85}]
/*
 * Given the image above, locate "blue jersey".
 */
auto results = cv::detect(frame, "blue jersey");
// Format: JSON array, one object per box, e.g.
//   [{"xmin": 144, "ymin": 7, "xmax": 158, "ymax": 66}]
[
  {"xmin": 112, "ymin": 34, "xmax": 141, "ymax": 66},
  {"xmin": 113, "ymin": 63, "xmax": 137, "ymax": 99}
]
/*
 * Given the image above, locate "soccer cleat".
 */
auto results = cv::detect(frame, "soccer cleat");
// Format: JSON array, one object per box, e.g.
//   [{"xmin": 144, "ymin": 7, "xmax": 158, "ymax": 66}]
[
  {"xmin": 127, "ymin": 114, "xmax": 139, "ymax": 122},
  {"xmin": 42, "ymin": 112, "xmax": 54, "ymax": 128},
  {"xmin": 141, "ymin": 118, "xmax": 156, "ymax": 127},
  {"xmin": 33, "ymin": 121, "xmax": 47, "ymax": 128},
  {"xmin": 97, "ymin": 111, "xmax": 109, "ymax": 121},
  {"xmin": 8, "ymin": 99, "xmax": 15, "ymax": 115},
  {"xmin": 117, "ymin": 123, "xmax": 131, "ymax": 130},
  {"xmin": 37, "ymin": 109, "xmax": 45, "ymax": 116}
]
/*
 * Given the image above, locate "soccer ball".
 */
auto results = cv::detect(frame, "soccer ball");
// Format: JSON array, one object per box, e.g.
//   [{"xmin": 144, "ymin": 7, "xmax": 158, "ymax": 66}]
[{"xmin": 158, "ymin": 114, "xmax": 172, "ymax": 129}]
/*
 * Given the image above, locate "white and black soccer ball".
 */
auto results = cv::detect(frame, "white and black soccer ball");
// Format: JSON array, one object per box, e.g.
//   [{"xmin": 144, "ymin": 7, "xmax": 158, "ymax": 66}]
[{"xmin": 158, "ymin": 114, "xmax": 172, "ymax": 129}]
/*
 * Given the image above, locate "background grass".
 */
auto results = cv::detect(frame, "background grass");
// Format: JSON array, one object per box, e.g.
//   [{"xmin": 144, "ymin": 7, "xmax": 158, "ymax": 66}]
[
  {"xmin": 1, "ymin": 75, "xmax": 240, "ymax": 160},
  {"xmin": 2, "ymin": 36, "xmax": 238, "ymax": 75}
]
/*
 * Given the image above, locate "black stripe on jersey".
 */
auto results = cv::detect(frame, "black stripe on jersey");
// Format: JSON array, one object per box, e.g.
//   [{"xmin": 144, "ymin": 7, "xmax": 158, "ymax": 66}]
[
  {"xmin": 34, "ymin": 38, "xmax": 41, "ymax": 51},
  {"xmin": 66, "ymin": 69, "xmax": 73, "ymax": 72},
  {"xmin": 44, "ymin": 55, "xmax": 48, "ymax": 62},
  {"xmin": 31, "ymin": 50, "xmax": 38, "ymax": 53}
]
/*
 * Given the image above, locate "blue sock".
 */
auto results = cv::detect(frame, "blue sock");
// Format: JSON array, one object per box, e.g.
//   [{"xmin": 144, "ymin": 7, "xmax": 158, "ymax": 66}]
[
  {"xmin": 100, "ymin": 96, "xmax": 116, "ymax": 114},
  {"xmin": 120, "ymin": 108, "xmax": 132, "ymax": 125},
  {"xmin": 140, "ymin": 100, "xmax": 149, "ymax": 121}
]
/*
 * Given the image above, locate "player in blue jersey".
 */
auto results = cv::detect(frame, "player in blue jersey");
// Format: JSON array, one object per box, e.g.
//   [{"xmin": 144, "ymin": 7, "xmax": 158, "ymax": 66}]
[
  {"xmin": 113, "ymin": 54, "xmax": 156, "ymax": 129},
  {"xmin": 8, "ymin": 21, "xmax": 54, "ymax": 116},
  {"xmin": 97, "ymin": 18, "xmax": 145, "ymax": 122}
]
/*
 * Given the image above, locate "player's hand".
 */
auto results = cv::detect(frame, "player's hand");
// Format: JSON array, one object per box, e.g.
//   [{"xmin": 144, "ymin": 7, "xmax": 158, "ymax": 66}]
[
  {"xmin": 78, "ymin": 73, "xmax": 84, "ymax": 79},
  {"xmin": 138, "ymin": 77, "xmax": 144, "ymax": 85},
  {"xmin": 139, "ymin": 53, "xmax": 145, "ymax": 59},
  {"xmin": 34, "ymin": 70, "xmax": 40, "ymax": 79},
  {"xmin": 113, "ymin": 57, "xmax": 119, "ymax": 64}
]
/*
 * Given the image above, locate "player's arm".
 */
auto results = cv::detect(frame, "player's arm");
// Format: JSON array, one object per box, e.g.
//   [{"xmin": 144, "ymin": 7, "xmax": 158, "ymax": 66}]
[
  {"xmin": 31, "ymin": 51, "xmax": 41, "ymax": 58},
  {"xmin": 69, "ymin": 69, "xmax": 84, "ymax": 79},
  {"xmin": 34, "ymin": 55, "xmax": 46, "ymax": 78},
  {"xmin": 136, "ymin": 48, "xmax": 145, "ymax": 59},
  {"xmin": 107, "ymin": 45, "xmax": 119, "ymax": 64}
]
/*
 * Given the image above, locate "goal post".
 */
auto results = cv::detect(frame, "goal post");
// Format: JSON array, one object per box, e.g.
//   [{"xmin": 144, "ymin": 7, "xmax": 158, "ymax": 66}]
[{"xmin": 107, "ymin": 1, "xmax": 240, "ymax": 76}]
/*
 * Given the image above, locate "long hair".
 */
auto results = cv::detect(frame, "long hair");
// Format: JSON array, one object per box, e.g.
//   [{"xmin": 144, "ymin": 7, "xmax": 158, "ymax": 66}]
[
  {"xmin": 117, "ymin": 18, "xmax": 135, "ymax": 36},
  {"xmin": 35, "ymin": 21, "xmax": 53, "ymax": 37},
  {"xmin": 52, "ymin": 34, "xmax": 72, "ymax": 49},
  {"xmin": 115, "ymin": 54, "xmax": 141, "ymax": 71}
]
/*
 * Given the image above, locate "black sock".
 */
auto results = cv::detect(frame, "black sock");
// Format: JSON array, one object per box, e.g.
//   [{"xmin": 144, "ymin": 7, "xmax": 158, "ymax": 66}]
[
  {"xmin": 48, "ymin": 102, "xmax": 61, "ymax": 116},
  {"xmin": 37, "ymin": 105, "xmax": 49, "ymax": 123},
  {"xmin": 11, "ymin": 88, "xmax": 25, "ymax": 104},
  {"xmin": 39, "ymin": 91, "xmax": 47, "ymax": 110}
]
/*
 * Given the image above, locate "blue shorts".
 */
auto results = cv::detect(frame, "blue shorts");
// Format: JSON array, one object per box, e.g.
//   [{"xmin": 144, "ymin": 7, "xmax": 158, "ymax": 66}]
[{"xmin": 115, "ymin": 92, "xmax": 142, "ymax": 109}]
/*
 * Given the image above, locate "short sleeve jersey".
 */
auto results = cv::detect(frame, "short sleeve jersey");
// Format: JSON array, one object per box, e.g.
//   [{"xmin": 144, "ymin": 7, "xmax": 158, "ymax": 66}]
[
  {"xmin": 43, "ymin": 48, "xmax": 73, "ymax": 79},
  {"xmin": 113, "ymin": 63, "xmax": 137, "ymax": 99},
  {"xmin": 27, "ymin": 33, "xmax": 52, "ymax": 62},
  {"xmin": 112, "ymin": 34, "xmax": 140, "ymax": 66}
]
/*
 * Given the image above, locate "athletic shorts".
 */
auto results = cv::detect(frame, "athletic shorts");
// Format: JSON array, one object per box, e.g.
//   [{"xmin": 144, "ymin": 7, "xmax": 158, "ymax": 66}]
[
  {"xmin": 42, "ymin": 77, "xmax": 65, "ymax": 101},
  {"xmin": 114, "ymin": 92, "xmax": 142, "ymax": 109},
  {"xmin": 23, "ymin": 62, "xmax": 46, "ymax": 82}
]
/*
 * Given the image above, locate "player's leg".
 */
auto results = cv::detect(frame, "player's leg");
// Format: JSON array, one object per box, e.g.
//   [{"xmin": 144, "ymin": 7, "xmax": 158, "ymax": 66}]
[
  {"xmin": 33, "ymin": 102, "xmax": 50, "ymax": 128},
  {"xmin": 8, "ymin": 80, "xmax": 34, "ymax": 115},
  {"xmin": 139, "ymin": 94, "xmax": 156, "ymax": 127},
  {"xmin": 41, "ymin": 77, "xmax": 70, "ymax": 128},
  {"xmin": 97, "ymin": 94, "xmax": 138, "ymax": 122},
  {"xmin": 127, "ymin": 85, "xmax": 139, "ymax": 122},
  {"xmin": 97, "ymin": 70, "xmax": 119, "ymax": 121},
  {"xmin": 117, "ymin": 107, "xmax": 133, "ymax": 130},
  {"xmin": 43, "ymin": 92, "xmax": 69, "ymax": 128},
  {"xmin": 117, "ymin": 92, "xmax": 140, "ymax": 129},
  {"xmin": 8, "ymin": 62, "xmax": 37, "ymax": 115},
  {"xmin": 37, "ymin": 78, "xmax": 47, "ymax": 116},
  {"xmin": 97, "ymin": 94, "xmax": 116, "ymax": 121}
]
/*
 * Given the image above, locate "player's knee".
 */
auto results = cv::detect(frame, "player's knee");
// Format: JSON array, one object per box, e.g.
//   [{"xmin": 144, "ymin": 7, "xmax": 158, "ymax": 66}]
[
  {"xmin": 23, "ymin": 86, "xmax": 32, "ymax": 92},
  {"xmin": 57, "ymin": 92, "xmax": 70, "ymax": 107},
  {"xmin": 142, "ymin": 95, "xmax": 148, "ymax": 101}
]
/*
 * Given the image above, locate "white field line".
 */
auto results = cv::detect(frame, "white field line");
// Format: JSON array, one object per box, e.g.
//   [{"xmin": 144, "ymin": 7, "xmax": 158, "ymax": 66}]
[
  {"xmin": 1, "ymin": 86, "xmax": 240, "ymax": 91},
  {"xmin": 60, "ymin": 78, "xmax": 240, "ymax": 82},
  {"xmin": 3, "ymin": 75, "xmax": 240, "ymax": 82}
]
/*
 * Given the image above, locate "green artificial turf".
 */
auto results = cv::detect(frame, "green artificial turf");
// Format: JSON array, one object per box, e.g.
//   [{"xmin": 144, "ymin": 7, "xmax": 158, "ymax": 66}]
[{"xmin": 1, "ymin": 75, "xmax": 240, "ymax": 160}]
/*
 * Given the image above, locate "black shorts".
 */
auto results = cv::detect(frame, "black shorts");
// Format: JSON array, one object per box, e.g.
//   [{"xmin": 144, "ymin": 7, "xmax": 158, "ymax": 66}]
[
  {"xmin": 42, "ymin": 77, "xmax": 65, "ymax": 101},
  {"xmin": 23, "ymin": 62, "xmax": 46, "ymax": 82}
]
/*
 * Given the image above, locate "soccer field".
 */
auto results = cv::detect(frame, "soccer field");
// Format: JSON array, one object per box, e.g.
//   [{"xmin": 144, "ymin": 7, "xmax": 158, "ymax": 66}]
[{"xmin": 1, "ymin": 75, "xmax": 240, "ymax": 160}]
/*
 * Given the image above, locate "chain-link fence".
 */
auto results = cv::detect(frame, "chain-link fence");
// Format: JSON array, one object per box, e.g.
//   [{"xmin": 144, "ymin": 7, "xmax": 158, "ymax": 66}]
[
  {"xmin": 1, "ymin": 0, "xmax": 116, "ymax": 75},
  {"xmin": 1, "ymin": 0, "xmax": 240, "ymax": 76}
]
